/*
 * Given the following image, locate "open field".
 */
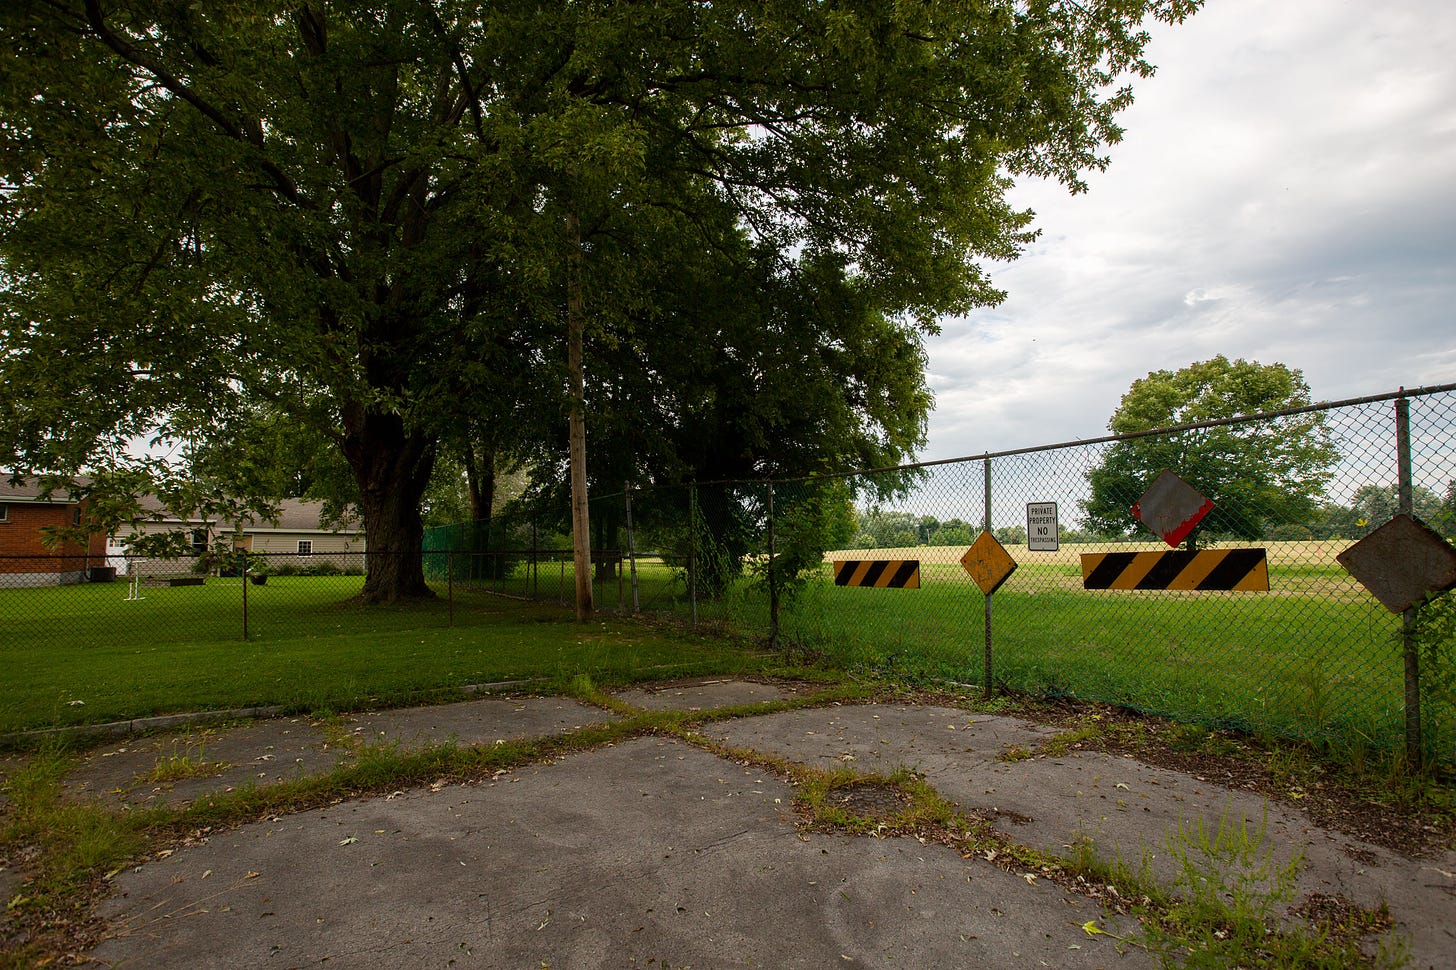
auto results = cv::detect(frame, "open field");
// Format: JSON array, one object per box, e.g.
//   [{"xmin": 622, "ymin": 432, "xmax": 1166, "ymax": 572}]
[{"xmin": 830, "ymin": 538, "xmax": 1365, "ymax": 570}]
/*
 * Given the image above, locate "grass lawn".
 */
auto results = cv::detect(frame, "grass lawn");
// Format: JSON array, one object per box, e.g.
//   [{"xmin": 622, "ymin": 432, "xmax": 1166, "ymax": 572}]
[
  {"xmin": 5, "ymin": 547, "xmax": 1450, "ymax": 766},
  {"xmin": 0, "ymin": 575, "xmax": 766, "ymax": 735}
]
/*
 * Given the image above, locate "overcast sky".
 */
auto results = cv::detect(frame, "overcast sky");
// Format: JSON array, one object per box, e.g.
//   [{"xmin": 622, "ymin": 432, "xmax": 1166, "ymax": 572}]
[{"xmin": 921, "ymin": 0, "xmax": 1456, "ymax": 462}]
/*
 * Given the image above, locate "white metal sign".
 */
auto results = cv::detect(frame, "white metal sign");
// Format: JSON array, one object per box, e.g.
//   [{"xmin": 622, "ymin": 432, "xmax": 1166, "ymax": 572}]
[{"xmin": 1026, "ymin": 502, "xmax": 1059, "ymax": 551}]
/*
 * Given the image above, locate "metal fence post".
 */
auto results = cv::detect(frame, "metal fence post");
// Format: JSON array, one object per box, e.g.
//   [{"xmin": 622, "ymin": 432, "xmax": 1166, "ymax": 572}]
[
  {"xmin": 982, "ymin": 456, "xmax": 993, "ymax": 699},
  {"xmin": 239, "ymin": 551, "xmax": 249, "ymax": 642},
  {"xmin": 689, "ymin": 483, "xmax": 699, "ymax": 627},
  {"xmin": 448, "ymin": 550, "xmax": 454, "ymax": 628},
  {"xmin": 626, "ymin": 488, "xmax": 640, "ymax": 613},
  {"xmin": 767, "ymin": 481, "xmax": 779, "ymax": 650},
  {"xmin": 1396, "ymin": 394, "xmax": 1422, "ymax": 764}
]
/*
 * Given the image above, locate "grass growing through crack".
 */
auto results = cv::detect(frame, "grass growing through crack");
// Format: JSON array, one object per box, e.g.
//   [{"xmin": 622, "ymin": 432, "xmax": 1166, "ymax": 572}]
[
  {"xmin": 796, "ymin": 767, "xmax": 956, "ymax": 835},
  {"xmin": 136, "ymin": 738, "xmax": 231, "ymax": 786},
  {"xmin": 0, "ymin": 675, "xmax": 859, "ymax": 963},
  {"xmin": 1, "ymin": 746, "xmax": 148, "ymax": 968},
  {"xmin": 1066, "ymin": 809, "xmax": 1410, "ymax": 969}
]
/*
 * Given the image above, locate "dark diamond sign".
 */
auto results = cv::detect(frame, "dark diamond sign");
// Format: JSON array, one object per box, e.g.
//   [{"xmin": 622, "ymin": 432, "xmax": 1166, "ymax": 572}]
[
  {"xmin": 1336, "ymin": 513, "xmax": 1456, "ymax": 613},
  {"xmin": 1131, "ymin": 469, "xmax": 1214, "ymax": 548}
]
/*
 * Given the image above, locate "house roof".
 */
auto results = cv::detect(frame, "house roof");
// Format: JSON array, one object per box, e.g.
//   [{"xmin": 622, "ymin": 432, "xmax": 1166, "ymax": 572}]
[
  {"xmin": 0, "ymin": 477, "xmax": 83, "ymax": 504},
  {"xmin": 247, "ymin": 498, "xmax": 362, "ymax": 533},
  {"xmin": 0, "ymin": 477, "xmax": 357, "ymax": 533},
  {"xmin": 133, "ymin": 495, "xmax": 361, "ymax": 534}
]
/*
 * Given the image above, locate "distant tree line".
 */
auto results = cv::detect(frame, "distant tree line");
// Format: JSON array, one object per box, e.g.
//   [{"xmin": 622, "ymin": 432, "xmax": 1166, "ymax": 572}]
[{"xmin": 842, "ymin": 480, "xmax": 1456, "ymax": 550}]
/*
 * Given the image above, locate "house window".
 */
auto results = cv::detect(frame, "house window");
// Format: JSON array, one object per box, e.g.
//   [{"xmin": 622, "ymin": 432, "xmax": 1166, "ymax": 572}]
[
  {"xmin": 298, "ymin": 540, "xmax": 313, "ymax": 555},
  {"xmin": 191, "ymin": 529, "xmax": 208, "ymax": 554},
  {"xmin": 72, "ymin": 507, "xmax": 82, "ymax": 526},
  {"xmin": 0, "ymin": 504, "xmax": 7, "ymax": 523}
]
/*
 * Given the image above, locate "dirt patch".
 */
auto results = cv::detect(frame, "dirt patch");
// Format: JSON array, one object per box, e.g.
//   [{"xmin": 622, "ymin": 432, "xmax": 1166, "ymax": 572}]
[
  {"xmin": 1289, "ymin": 891, "xmax": 1397, "ymax": 950},
  {"xmin": 827, "ymin": 781, "xmax": 911, "ymax": 821},
  {"xmin": 990, "ymin": 807, "xmax": 1035, "ymax": 826}
]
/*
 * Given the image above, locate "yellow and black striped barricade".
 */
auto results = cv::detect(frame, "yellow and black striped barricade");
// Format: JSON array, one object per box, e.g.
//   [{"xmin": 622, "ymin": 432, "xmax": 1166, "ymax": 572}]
[
  {"xmin": 1080, "ymin": 548, "xmax": 1269, "ymax": 591},
  {"xmin": 832, "ymin": 559, "xmax": 921, "ymax": 589}
]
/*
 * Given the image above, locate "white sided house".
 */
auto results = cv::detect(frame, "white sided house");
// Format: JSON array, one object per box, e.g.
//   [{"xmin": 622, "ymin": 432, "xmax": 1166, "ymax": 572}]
[{"xmin": 120, "ymin": 498, "xmax": 365, "ymax": 576}]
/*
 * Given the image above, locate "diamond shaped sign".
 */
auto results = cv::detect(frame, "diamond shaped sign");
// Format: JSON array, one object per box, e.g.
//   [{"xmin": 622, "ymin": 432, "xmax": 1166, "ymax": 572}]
[
  {"xmin": 961, "ymin": 531, "xmax": 1017, "ymax": 596},
  {"xmin": 1132, "ymin": 469, "xmax": 1214, "ymax": 548},
  {"xmin": 1336, "ymin": 513, "xmax": 1456, "ymax": 613}
]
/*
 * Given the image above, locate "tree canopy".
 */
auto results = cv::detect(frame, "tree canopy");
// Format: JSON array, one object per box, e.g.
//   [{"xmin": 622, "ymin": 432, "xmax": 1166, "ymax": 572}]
[
  {"xmin": 1305, "ymin": 483, "xmax": 1456, "ymax": 541},
  {"xmin": 0, "ymin": 0, "xmax": 1200, "ymax": 600},
  {"xmin": 1082, "ymin": 357, "xmax": 1339, "ymax": 543}
]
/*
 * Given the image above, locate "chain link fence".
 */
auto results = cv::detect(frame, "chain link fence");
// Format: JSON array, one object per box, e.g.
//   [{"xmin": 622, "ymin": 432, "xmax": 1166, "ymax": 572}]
[
  {"xmin": 591, "ymin": 385, "xmax": 1456, "ymax": 767},
  {"xmin": 0, "ymin": 546, "xmax": 656, "ymax": 648},
  {"xmin": 4, "ymin": 385, "xmax": 1452, "ymax": 765}
]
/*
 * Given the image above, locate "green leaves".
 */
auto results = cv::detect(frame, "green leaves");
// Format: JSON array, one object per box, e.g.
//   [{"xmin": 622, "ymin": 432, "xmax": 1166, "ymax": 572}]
[
  {"xmin": 2, "ymin": 0, "xmax": 1202, "ymax": 597},
  {"xmin": 1082, "ymin": 357, "xmax": 1339, "ymax": 543}
]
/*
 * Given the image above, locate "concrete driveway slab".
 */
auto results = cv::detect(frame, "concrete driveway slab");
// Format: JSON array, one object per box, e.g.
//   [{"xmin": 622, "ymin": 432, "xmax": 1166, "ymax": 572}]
[
  {"xmin": 705, "ymin": 703, "xmax": 1060, "ymax": 776},
  {"xmin": 345, "ymin": 695, "xmax": 618, "ymax": 751},
  {"xmin": 24, "ymin": 683, "xmax": 1438, "ymax": 967},
  {"xmin": 711, "ymin": 704, "xmax": 1454, "ymax": 968},
  {"xmin": 965, "ymin": 750, "xmax": 1456, "ymax": 968},
  {"xmin": 90, "ymin": 738, "xmax": 1147, "ymax": 970},
  {"xmin": 614, "ymin": 677, "xmax": 805, "ymax": 711},
  {"xmin": 63, "ymin": 718, "xmax": 341, "ymax": 810}
]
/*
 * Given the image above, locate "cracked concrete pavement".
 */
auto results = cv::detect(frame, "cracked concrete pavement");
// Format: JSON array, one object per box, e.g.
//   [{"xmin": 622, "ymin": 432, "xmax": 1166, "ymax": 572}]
[{"xmin": 8, "ymin": 678, "xmax": 1451, "ymax": 968}]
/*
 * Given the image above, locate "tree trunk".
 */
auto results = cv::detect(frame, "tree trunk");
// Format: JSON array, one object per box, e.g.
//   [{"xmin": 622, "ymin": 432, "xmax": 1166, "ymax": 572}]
[
  {"xmin": 342, "ymin": 403, "xmax": 437, "ymax": 603},
  {"xmin": 566, "ymin": 211, "xmax": 593, "ymax": 622},
  {"xmin": 463, "ymin": 442, "xmax": 495, "ymax": 524},
  {"xmin": 594, "ymin": 501, "xmax": 620, "ymax": 582}
]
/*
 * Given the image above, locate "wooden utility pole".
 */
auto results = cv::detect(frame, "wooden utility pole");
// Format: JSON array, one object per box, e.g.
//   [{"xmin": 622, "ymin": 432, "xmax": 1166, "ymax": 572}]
[{"xmin": 566, "ymin": 211, "xmax": 593, "ymax": 621}]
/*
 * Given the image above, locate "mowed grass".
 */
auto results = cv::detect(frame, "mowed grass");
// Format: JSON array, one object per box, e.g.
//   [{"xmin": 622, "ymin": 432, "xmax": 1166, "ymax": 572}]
[
  {"xmin": 0, "ymin": 572, "xmax": 761, "ymax": 735},
  {"xmin": 5, "ymin": 544, "xmax": 1448, "ymax": 764},
  {"xmin": 772, "ymin": 546, "xmax": 1444, "ymax": 762}
]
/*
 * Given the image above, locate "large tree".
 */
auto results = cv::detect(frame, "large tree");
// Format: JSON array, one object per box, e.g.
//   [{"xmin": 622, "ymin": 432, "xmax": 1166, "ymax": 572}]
[
  {"xmin": 0, "ymin": 0, "xmax": 1200, "ymax": 601},
  {"xmin": 1082, "ymin": 357, "xmax": 1340, "ymax": 543},
  {"xmin": 510, "ymin": 196, "xmax": 940, "ymax": 592}
]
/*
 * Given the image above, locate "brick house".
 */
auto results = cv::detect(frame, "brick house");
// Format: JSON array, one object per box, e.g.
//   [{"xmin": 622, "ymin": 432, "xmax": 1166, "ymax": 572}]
[
  {"xmin": 1, "ymin": 480, "xmax": 366, "ymax": 586},
  {"xmin": 0, "ymin": 479, "xmax": 108, "ymax": 587}
]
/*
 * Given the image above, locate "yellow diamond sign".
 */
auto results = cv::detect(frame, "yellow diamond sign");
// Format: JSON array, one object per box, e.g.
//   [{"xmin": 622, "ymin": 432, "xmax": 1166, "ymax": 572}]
[{"xmin": 962, "ymin": 531, "xmax": 1017, "ymax": 595}]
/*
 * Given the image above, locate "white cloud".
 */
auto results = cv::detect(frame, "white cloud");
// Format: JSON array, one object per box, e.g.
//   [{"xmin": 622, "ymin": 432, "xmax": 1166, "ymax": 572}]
[{"xmin": 922, "ymin": 0, "xmax": 1456, "ymax": 462}]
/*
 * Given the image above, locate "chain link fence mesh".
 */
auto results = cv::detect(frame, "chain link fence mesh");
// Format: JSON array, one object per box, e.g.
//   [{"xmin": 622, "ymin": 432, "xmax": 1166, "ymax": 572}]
[
  {"xmin": 603, "ymin": 387, "xmax": 1456, "ymax": 766},
  {"xmin": 3, "ymin": 386, "xmax": 1452, "ymax": 764}
]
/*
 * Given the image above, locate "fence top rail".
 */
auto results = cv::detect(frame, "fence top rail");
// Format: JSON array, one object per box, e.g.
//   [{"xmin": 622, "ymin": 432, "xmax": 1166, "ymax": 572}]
[{"xmin": 599, "ymin": 381, "xmax": 1456, "ymax": 497}]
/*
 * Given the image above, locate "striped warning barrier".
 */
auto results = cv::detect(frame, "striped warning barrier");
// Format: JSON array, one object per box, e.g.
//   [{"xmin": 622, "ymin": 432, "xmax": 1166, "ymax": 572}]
[
  {"xmin": 1080, "ymin": 548, "xmax": 1269, "ymax": 592},
  {"xmin": 832, "ymin": 559, "xmax": 921, "ymax": 589}
]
